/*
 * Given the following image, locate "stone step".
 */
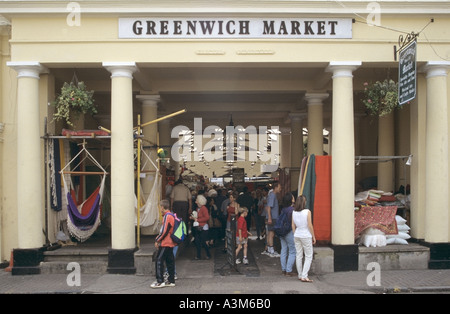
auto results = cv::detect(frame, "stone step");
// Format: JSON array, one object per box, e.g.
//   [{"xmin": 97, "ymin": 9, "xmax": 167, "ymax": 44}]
[
  {"xmin": 358, "ymin": 243, "xmax": 430, "ymax": 270},
  {"xmin": 44, "ymin": 250, "xmax": 108, "ymax": 262},
  {"xmin": 40, "ymin": 261, "xmax": 108, "ymax": 274},
  {"xmin": 41, "ymin": 247, "xmax": 109, "ymax": 274}
]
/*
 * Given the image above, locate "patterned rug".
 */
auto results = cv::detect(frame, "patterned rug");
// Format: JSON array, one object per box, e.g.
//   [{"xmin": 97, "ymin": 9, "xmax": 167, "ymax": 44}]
[{"xmin": 354, "ymin": 206, "xmax": 398, "ymax": 237}]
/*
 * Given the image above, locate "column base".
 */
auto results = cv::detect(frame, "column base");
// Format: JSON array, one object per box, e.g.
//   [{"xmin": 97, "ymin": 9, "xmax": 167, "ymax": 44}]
[
  {"xmin": 107, "ymin": 248, "xmax": 137, "ymax": 274},
  {"xmin": 422, "ymin": 242, "xmax": 450, "ymax": 269},
  {"xmin": 331, "ymin": 244, "xmax": 359, "ymax": 272},
  {"xmin": 12, "ymin": 248, "xmax": 45, "ymax": 276}
]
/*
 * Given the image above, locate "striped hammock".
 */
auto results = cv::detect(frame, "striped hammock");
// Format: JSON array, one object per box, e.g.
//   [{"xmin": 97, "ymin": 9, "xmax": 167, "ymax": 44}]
[{"xmin": 60, "ymin": 143, "xmax": 107, "ymax": 242}]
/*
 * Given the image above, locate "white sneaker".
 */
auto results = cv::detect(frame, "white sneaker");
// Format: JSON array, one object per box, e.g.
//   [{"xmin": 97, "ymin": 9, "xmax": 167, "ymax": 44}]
[
  {"xmin": 165, "ymin": 281, "xmax": 176, "ymax": 287},
  {"xmin": 150, "ymin": 281, "xmax": 166, "ymax": 289},
  {"xmin": 164, "ymin": 271, "xmax": 177, "ymax": 280},
  {"xmin": 236, "ymin": 258, "xmax": 241, "ymax": 264},
  {"xmin": 270, "ymin": 251, "xmax": 280, "ymax": 258},
  {"xmin": 243, "ymin": 258, "xmax": 249, "ymax": 265},
  {"xmin": 261, "ymin": 250, "xmax": 270, "ymax": 255}
]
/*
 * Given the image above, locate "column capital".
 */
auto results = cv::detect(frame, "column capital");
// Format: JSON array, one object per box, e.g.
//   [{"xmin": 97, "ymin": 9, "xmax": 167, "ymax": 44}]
[
  {"xmin": 304, "ymin": 92, "xmax": 329, "ymax": 105},
  {"xmin": 421, "ymin": 61, "xmax": 450, "ymax": 79},
  {"xmin": 7, "ymin": 61, "xmax": 48, "ymax": 79},
  {"xmin": 136, "ymin": 95, "xmax": 160, "ymax": 107},
  {"xmin": 326, "ymin": 61, "xmax": 361, "ymax": 78},
  {"xmin": 103, "ymin": 62, "xmax": 137, "ymax": 79},
  {"xmin": 288, "ymin": 112, "xmax": 307, "ymax": 122}
]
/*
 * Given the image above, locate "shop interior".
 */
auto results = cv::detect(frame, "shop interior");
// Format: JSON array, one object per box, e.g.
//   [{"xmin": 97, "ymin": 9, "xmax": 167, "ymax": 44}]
[{"xmin": 44, "ymin": 63, "xmax": 411, "ymax": 248}]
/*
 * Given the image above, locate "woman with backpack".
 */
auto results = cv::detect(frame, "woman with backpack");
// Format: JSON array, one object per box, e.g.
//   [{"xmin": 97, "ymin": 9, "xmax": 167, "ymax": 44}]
[
  {"xmin": 292, "ymin": 195, "xmax": 316, "ymax": 283},
  {"xmin": 278, "ymin": 192, "xmax": 296, "ymax": 277}
]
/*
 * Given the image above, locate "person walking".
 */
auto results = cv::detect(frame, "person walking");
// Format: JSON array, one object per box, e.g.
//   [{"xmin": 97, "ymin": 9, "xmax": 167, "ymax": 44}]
[
  {"xmin": 224, "ymin": 191, "xmax": 240, "ymax": 252},
  {"xmin": 151, "ymin": 199, "xmax": 176, "ymax": 289},
  {"xmin": 235, "ymin": 207, "xmax": 251, "ymax": 265},
  {"xmin": 279, "ymin": 192, "xmax": 296, "ymax": 276},
  {"xmin": 265, "ymin": 182, "xmax": 281, "ymax": 257},
  {"xmin": 292, "ymin": 195, "xmax": 316, "ymax": 283},
  {"xmin": 191, "ymin": 194, "xmax": 211, "ymax": 260},
  {"xmin": 170, "ymin": 178, "xmax": 192, "ymax": 232},
  {"xmin": 226, "ymin": 191, "xmax": 240, "ymax": 231},
  {"xmin": 237, "ymin": 186, "xmax": 254, "ymax": 231}
]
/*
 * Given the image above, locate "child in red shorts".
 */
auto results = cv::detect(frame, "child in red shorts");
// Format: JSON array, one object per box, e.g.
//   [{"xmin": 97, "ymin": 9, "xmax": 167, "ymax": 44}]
[{"xmin": 236, "ymin": 207, "xmax": 252, "ymax": 265}]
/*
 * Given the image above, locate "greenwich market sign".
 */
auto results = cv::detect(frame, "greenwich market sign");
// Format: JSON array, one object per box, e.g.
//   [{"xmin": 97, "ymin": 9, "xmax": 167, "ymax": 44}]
[{"xmin": 119, "ymin": 18, "xmax": 352, "ymax": 39}]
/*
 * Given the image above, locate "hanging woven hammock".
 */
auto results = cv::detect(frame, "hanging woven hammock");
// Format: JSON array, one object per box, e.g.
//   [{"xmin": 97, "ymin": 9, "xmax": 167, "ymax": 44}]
[
  {"xmin": 60, "ymin": 142, "xmax": 107, "ymax": 242},
  {"xmin": 135, "ymin": 148, "xmax": 161, "ymax": 230}
]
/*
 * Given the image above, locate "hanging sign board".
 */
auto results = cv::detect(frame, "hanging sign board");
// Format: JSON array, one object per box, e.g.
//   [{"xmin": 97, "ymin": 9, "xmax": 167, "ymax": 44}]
[
  {"xmin": 119, "ymin": 18, "xmax": 352, "ymax": 39},
  {"xmin": 398, "ymin": 40, "xmax": 417, "ymax": 105}
]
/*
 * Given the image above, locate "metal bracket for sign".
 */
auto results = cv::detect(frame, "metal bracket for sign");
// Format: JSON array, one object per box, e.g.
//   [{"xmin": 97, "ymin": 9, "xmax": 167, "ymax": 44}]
[
  {"xmin": 394, "ymin": 32, "xmax": 419, "ymax": 61},
  {"xmin": 398, "ymin": 32, "xmax": 419, "ymax": 52},
  {"xmin": 394, "ymin": 18, "xmax": 434, "ymax": 61}
]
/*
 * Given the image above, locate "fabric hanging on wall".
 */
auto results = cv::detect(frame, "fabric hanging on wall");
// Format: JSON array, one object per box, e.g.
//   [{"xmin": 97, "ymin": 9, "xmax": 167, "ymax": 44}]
[
  {"xmin": 312, "ymin": 156, "xmax": 332, "ymax": 242},
  {"xmin": 300, "ymin": 154, "xmax": 316, "ymax": 215},
  {"xmin": 298, "ymin": 156, "xmax": 307, "ymax": 196},
  {"xmin": 49, "ymin": 139, "xmax": 63, "ymax": 212}
]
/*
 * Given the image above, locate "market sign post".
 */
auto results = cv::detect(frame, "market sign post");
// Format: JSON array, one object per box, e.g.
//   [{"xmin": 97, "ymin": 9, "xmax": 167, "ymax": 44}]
[{"xmin": 398, "ymin": 39, "xmax": 417, "ymax": 105}]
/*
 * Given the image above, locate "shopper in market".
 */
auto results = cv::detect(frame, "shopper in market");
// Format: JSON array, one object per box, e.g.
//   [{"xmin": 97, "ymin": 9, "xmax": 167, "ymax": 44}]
[
  {"xmin": 292, "ymin": 195, "xmax": 316, "ymax": 283},
  {"xmin": 191, "ymin": 194, "xmax": 211, "ymax": 260},
  {"xmin": 170, "ymin": 178, "xmax": 192, "ymax": 233},
  {"xmin": 279, "ymin": 192, "xmax": 296, "ymax": 276}
]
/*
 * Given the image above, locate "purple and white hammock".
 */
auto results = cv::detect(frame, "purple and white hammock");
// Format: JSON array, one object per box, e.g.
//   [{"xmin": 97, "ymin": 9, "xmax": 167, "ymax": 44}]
[{"xmin": 60, "ymin": 143, "xmax": 107, "ymax": 242}]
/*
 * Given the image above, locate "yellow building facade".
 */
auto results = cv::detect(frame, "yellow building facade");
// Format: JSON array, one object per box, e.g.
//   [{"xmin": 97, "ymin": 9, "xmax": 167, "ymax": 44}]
[{"xmin": 0, "ymin": 1, "xmax": 449, "ymax": 274}]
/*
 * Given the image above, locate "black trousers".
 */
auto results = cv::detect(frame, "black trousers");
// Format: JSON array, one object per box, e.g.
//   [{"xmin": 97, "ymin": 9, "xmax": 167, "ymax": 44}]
[
  {"xmin": 173, "ymin": 201, "xmax": 189, "ymax": 224},
  {"xmin": 155, "ymin": 246, "xmax": 175, "ymax": 284},
  {"xmin": 194, "ymin": 229, "xmax": 211, "ymax": 259}
]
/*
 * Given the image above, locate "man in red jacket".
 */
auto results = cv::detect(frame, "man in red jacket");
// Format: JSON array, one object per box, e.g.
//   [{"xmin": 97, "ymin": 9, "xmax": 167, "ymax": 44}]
[{"xmin": 151, "ymin": 199, "xmax": 176, "ymax": 289}]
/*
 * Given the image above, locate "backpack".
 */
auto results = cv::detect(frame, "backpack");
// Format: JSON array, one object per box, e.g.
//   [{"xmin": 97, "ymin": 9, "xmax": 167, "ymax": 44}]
[
  {"xmin": 273, "ymin": 207, "xmax": 292, "ymax": 237},
  {"xmin": 169, "ymin": 213, "xmax": 187, "ymax": 244}
]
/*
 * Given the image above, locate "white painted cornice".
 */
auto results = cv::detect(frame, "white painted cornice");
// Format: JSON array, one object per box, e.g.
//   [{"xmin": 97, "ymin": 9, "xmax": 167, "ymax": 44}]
[{"xmin": 0, "ymin": 1, "xmax": 449, "ymax": 17}]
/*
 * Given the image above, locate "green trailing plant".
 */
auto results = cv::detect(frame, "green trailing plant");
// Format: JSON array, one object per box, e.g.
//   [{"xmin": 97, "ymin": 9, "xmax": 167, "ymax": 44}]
[
  {"xmin": 52, "ymin": 81, "xmax": 96, "ymax": 127},
  {"xmin": 362, "ymin": 79, "xmax": 401, "ymax": 117}
]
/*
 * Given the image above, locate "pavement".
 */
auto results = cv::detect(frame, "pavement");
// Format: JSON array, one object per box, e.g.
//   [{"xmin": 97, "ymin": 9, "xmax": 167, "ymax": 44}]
[{"xmin": 1, "ymin": 235, "xmax": 450, "ymax": 295}]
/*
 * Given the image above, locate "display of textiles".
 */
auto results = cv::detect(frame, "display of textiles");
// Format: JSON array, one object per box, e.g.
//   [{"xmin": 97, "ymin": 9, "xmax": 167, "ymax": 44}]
[
  {"xmin": 298, "ymin": 154, "xmax": 332, "ymax": 242},
  {"xmin": 354, "ymin": 206, "xmax": 398, "ymax": 238}
]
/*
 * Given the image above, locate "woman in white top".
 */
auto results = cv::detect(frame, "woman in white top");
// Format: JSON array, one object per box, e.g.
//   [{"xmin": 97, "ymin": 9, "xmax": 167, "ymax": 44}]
[{"xmin": 291, "ymin": 195, "xmax": 316, "ymax": 282}]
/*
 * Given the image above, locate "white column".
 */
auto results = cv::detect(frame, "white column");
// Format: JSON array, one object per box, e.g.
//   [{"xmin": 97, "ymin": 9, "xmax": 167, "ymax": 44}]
[
  {"xmin": 409, "ymin": 76, "xmax": 427, "ymax": 240},
  {"xmin": 103, "ymin": 62, "xmax": 137, "ymax": 250},
  {"xmin": 326, "ymin": 61, "xmax": 361, "ymax": 245},
  {"xmin": 423, "ymin": 61, "xmax": 450, "ymax": 243},
  {"xmin": 305, "ymin": 93, "xmax": 328, "ymax": 156},
  {"xmin": 289, "ymin": 112, "xmax": 305, "ymax": 193},
  {"xmin": 7, "ymin": 62, "xmax": 47, "ymax": 249}
]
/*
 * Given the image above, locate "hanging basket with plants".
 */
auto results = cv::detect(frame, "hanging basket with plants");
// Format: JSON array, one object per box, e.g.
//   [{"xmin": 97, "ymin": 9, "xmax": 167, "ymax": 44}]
[
  {"xmin": 362, "ymin": 79, "xmax": 401, "ymax": 117},
  {"xmin": 52, "ymin": 78, "xmax": 97, "ymax": 127}
]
